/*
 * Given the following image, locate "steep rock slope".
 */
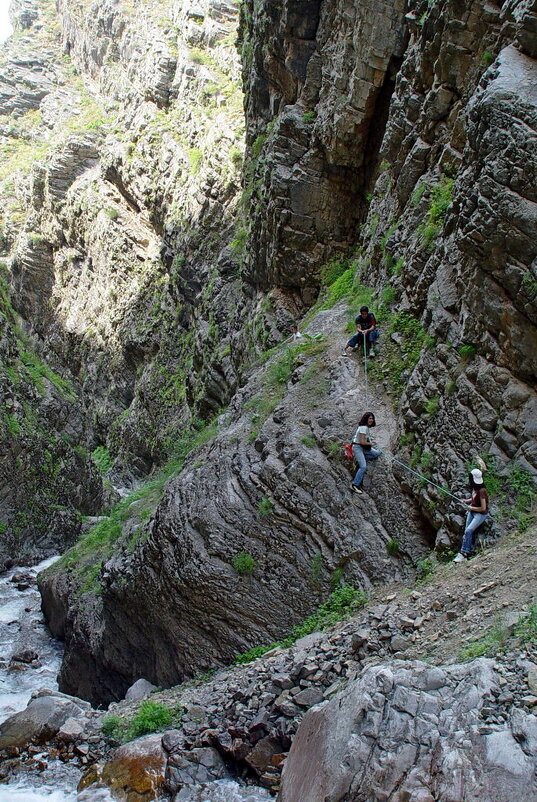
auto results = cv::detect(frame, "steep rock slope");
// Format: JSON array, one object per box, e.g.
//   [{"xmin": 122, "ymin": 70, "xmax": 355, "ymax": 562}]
[
  {"xmin": 358, "ymin": 0, "xmax": 537, "ymax": 542},
  {"xmin": 0, "ymin": 2, "xmax": 107, "ymax": 566},
  {"xmin": 238, "ymin": 0, "xmax": 408, "ymax": 299},
  {"xmin": 35, "ymin": 0, "xmax": 536, "ymax": 704},
  {"xmin": 40, "ymin": 307, "xmax": 432, "ymax": 705},
  {"xmin": 0, "ymin": 0, "xmax": 257, "ymax": 564}
]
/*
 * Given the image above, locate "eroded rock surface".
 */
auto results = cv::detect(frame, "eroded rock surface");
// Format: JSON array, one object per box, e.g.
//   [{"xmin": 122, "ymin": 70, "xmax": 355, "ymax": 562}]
[{"xmin": 279, "ymin": 658, "xmax": 537, "ymax": 802}]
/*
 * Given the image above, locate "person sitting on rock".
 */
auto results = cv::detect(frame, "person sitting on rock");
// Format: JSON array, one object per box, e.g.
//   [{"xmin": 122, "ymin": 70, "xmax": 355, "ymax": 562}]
[
  {"xmin": 290, "ymin": 324, "xmax": 304, "ymax": 341},
  {"xmin": 453, "ymin": 468, "xmax": 489, "ymax": 562},
  {"xmin": 350, "ymin": 412, "xmax": 381, "ymax": 494},
  {"xmin": 342, "ymin": 306, "xmax": 379, "ymax": 357}
]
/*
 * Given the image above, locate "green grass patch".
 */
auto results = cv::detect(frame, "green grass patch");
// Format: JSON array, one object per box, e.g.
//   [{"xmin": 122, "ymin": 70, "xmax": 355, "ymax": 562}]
[
  {"xmin": 233, "ymin": 552, "xmax": 256, "ymax": 575},
  {"xmin": 420, "ymin": 177, "xmax": 454, "ymax": 250},
  {"xmin": 301, "ymin": 435, "xmax": 316, "ymax": 448},
  {"xmin": 92, "ymin": 446, "xmax": 113, "ymax": 473},
  {"xmin": 459, "ymin": 618, "xmax": 509, "ymax": 660},
  {"xmin": 20, "ymin": 350, "xmax": 77, "ymax": 401},
  {"xmin": 234, "ymin": 585, "xmax": 367, "ymax": 664},
  {"xmin": 386, "ymin": 539, "xmax": 400, "ymax": 556},
  {"xmin": 424, "ymin": 396, "xmax": 439, "ymax": 416},
  {"xmin": 459, "ymin": 344, "xmax": 476, "ymax": 361},
  {"xmin": 415, "ymin": 556, "xmax": 435, "ymax": 582},
  {"xmin": 369, "ymin": 311, "xmax": 433, "ymax": 403},
  {"xmin": 257, "ymin": 496, "xmax": 273, "ymax": 516},
  {"xmin": 515, "ymin": 604, "xmax": 537, "ymax": 643},
  {"xmin": 101, "ymin": 700, "xmax": 180, "ymax": 742}
]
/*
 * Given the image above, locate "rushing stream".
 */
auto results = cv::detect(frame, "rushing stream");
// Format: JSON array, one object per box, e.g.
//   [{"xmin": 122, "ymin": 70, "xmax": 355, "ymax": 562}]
[{"xmin": 0, "ymin": 559, "xmax": 271, "ymax": 802}]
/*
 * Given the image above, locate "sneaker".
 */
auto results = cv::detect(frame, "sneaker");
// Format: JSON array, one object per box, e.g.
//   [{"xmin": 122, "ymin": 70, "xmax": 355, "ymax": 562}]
[
  {"xmin": 342, "ymin": 350, "xmax": 350, "ymax": 357},
  {"xmin": 453, "ymin": 552, "xmax": 467, "ymax": 563},
  {"xmin": 351, "ymin": 484, "xmax": 363, "ymax": 494},
  {"xmin": 369, "ymin": 348, "xmax": 375, "ymax": 357}
]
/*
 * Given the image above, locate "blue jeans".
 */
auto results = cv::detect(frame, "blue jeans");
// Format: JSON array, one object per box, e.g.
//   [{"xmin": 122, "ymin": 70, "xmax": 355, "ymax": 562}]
[
  {"xmin": 461, "ymin": 511, "xmax": 489, "ymax": 555},
  {"xmin": 347, "ymin": 330, "xmax": 380, "ymax": 350},
  {"xmin": 352, "ymin": 445, "xmax": 381, "ymax": 487}
]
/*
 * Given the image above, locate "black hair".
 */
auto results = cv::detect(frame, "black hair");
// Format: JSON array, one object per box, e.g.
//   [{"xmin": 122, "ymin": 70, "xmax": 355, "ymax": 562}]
[
  {"xmin": 358, "ymin": 411, "xmax": 376, "ymax": 427},
  {"xmin": 360, "ymin": 306, "xmax": 369, "ymax": 314}
]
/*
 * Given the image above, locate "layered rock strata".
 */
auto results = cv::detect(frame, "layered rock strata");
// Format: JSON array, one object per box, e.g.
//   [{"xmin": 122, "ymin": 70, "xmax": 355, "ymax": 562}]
[
  {"xmin": 39, "ymin": 306, "xmax": 432, "ymax": 705},
  {"xmin": 358, "ymin": 0, "xmax": 537, "ymax": 541}
]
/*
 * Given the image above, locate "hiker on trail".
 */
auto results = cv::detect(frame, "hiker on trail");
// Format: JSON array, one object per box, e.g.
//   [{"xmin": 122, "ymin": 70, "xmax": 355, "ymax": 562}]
[
  {"xmin": 343, "ymin": 306, "xmax": 379, "ymax": 357},
  {"xmin": 290, "ymin": 324, "xmax": 304, "ymax": 341},
  {"xmin": 453, "ymin": 468, "xmax": 489, "ymax": 562},
  {"xmin": 350, "ymin": 412, "xmax": 381, "ymax": 495}
]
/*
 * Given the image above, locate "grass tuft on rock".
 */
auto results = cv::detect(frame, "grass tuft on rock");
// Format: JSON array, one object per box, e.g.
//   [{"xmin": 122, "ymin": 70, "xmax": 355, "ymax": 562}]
[{"xmin": 234, "ymin": 585, "xmax": 367, "ymax": 664}]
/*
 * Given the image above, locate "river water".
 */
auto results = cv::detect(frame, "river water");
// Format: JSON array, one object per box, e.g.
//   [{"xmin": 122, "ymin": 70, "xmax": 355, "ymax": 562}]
[{"xmin": 0, "ymin": 559, "xmax": 271, "ymax": 802}]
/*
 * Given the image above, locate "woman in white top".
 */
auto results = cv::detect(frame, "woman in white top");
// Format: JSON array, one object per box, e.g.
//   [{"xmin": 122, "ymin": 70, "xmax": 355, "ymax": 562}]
[{"xmin": 351, "ymin": 412, "xmax": 381, "ymax": 494}]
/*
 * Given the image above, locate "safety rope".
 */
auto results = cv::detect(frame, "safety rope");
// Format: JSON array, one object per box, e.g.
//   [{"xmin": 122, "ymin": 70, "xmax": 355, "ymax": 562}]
[
  {"xmin": 383, "ymin": 451, "xmax": 468, "ymax": 508},
  {"xmin": 362, "ymin": 332, "xmax": 369, "ymax": 407},
  {"xmin": 355, "ymin": 328, "xmax": 467, "ymax": 509}
]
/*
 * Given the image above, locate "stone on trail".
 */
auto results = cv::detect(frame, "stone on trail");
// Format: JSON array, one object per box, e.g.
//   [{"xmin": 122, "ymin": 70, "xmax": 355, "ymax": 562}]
[{"xmin": 125, "ymin": 678, "xmax": 158, "ymax": 701}]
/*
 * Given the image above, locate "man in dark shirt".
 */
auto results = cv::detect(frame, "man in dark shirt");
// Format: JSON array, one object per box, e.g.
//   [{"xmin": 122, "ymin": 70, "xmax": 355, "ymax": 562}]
[{"xmin": 343, "ymin": 306, "xmax": 380, "ymax": 357}]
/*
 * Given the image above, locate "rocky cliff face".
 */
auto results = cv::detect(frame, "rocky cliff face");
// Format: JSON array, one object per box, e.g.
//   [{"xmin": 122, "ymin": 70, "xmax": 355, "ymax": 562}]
[
  {"xmin": 1, "ymin": 0, "xmax": 535, "ymax": 710},
  {"xmin": 238, "ymin": 0, "xmax": 408, "ymax": 301},
  {"xmin": 359, "ymin": 0, "xmax": 537, "ymax": 543}
]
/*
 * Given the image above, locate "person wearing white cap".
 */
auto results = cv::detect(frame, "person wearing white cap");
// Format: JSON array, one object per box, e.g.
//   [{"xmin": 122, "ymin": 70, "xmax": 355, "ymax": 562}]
[{"xmin": 453, "ymin": 468, "xmax": 489, "ymax": 562}]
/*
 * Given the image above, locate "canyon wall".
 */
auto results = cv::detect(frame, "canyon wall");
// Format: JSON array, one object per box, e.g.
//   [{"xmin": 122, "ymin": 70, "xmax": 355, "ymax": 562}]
[{"xmin": 0, "ymin": 0, "xmax": 534, "ymax": 701}]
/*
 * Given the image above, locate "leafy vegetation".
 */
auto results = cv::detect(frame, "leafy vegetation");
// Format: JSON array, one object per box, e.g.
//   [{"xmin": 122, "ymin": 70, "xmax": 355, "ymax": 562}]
[
  {"xmin": 369, "ymin": 311, "xmax": 434, "ymax": 402},
  {"xmin": 424, "ymin": 396, "xmax": 440, "ymax": 415},
  {"xmin": 92, "ymin": 446, "xmax": 113, "ymax": 473},
  {"xmin": 233, "ymin": 551, "xmax": 257, "ymax": 575},
  {"xmin": 478, "ymin": 456, "xmax": 535, "ymax": 531},
  {"xmin": 420, "ymin": 176, "xmax": 454, "ymax": 249},
  {"xmin": 101, "ymin": 700, "xmax": 180, "ymax": 742},
  {"xmin": 234, "ymin": 585, "xmax": 367, "ymax": 664},
  {"xmin": 257, "ymin": 496, "xmax": 273, "ymax": 516},
  {"xmin": 20, "ymin": 350, "xmax": 77, "ymax": 401},
  {"xmin": 415, "ymin": 556, "xmax": 435, "ymax": 582},
  {"xmin": 386, "ymin": 539, "xmax": 400, "ymax": 556},
  {"xmin": 459, "ymin": 618, "xmax": 508, "ymax": 660},
  {"xmin": 458, "ymin": 344, "xmax": 476, "ymax": 360},
  {"xmin": 515, "ymin": 604, "xmax": 537, "ymax": 643}
]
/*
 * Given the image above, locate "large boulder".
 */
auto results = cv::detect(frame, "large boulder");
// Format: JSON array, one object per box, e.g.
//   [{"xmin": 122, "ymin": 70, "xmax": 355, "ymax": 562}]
[
  {"xmin": 79, "ymin": 733, "xmax": 167, "ymax": 802},
  {"xmin": 278, "ymin": 659, "xmax": 537, "ymax": 802},
  {"xmin": 0, "ymin": 693, "xmax": 85, "ymax": 751}
]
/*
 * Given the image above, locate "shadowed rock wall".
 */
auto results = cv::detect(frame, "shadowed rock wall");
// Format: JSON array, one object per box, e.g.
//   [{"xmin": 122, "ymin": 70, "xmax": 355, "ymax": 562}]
[{"xmin": 239, "ymin": 0, "xmax": 408, "ymax": 301}]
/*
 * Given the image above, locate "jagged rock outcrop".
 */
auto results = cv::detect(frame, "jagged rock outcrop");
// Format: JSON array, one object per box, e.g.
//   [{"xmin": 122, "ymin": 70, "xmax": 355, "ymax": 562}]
[
  {"xmin": 279, "ymin": 658, "xmax": 537, "ymax": 802},
  {"xmin": 239, "ymin": 0, "xmax": 408, "ymax": 300}
]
